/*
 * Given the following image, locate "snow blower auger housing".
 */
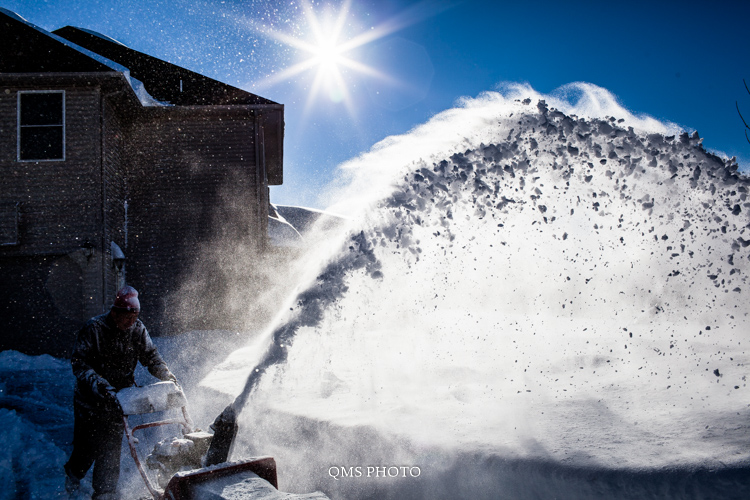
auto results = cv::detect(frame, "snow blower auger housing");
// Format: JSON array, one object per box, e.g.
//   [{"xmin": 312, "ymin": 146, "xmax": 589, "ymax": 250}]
[{"xmin": 117, "ymin": 382, "xmax": 279, "ymax": 500}]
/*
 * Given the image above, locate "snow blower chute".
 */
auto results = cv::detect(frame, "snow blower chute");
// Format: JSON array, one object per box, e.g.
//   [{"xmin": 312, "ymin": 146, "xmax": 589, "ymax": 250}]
[{"xmin": 117, "ymin": 382, "xmax": 279, "ymax": 500}]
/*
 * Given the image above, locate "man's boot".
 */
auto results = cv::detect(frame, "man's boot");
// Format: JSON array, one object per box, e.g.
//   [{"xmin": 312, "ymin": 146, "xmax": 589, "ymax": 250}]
[
  {"xmin": 64, "ymin": 467, "xmax": 80, "ymax": 496},
  {"xmin": 92, "ymin": 493, "xmax": 119, "ymax": 500}
]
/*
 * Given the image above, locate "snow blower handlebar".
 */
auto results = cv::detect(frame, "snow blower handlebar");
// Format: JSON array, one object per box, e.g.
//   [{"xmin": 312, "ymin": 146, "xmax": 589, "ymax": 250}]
[
  {"xmin": 117, "ymin": 381, "xmax": 195, "ymax": 500},
  {"xmin": 116, "ymin": 382, "xmax": 284, "ymax": 500}
]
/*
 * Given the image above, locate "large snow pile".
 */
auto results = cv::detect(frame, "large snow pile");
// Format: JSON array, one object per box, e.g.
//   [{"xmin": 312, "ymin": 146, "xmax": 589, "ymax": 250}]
[
  {"xmin": 0, "ymin": 351, "xmax": 73, "ymax": 498},
  {"xmin": 203, "ymin": 85, "xmax": 750, "ymax": 498}
]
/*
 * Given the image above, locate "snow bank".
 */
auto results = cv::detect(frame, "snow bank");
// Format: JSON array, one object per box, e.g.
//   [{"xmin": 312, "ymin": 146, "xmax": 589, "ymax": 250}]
[
  {"xmin": 0, "ymin": 409, "xmax": 68, "ymax": 498},
  {"xmin": 0, "ymin": 350, "xmax": 68, "ymax": 371},
  {"xmin": 0, "ymin": 350, "xmax": 75, "ymax": 498}
]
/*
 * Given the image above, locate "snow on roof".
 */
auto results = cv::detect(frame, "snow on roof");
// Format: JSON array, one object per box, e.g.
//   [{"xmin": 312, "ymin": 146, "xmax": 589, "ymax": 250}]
[
  {"xmin": 0, "ymin": 7, "xmax": 170, "ymax": 107},
  {"xmin": 0, "ymin": 6, "xmax": 25, "ymax": 22},
  {"xmin": 73, "ymin": 26, "xmax": 128, "ymax": 47},
  {"xmin": 272, "ymin": 204, "xmax": 348, "ymax": 237},
  {"xmin": 267, "ymin": 215, "xmax": 304, "ymax": 248}
]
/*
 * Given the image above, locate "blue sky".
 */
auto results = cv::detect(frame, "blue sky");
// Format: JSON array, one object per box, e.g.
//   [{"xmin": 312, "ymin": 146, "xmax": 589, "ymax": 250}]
[{"xmin": 6, "ymin": 0, "xmax": 749, "ymax": 208}]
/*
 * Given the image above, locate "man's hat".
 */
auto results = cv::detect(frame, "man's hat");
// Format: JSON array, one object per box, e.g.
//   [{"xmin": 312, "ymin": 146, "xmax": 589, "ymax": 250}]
[{"xmin": 112, "ymin": 286, "xmax": 140, "ymax": 313}]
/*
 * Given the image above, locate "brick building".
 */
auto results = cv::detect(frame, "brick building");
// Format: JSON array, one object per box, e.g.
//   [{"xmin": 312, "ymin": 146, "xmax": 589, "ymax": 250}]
[{"xmin": 0, "ymin": 9, "xmax": 284, "ymax": 356}]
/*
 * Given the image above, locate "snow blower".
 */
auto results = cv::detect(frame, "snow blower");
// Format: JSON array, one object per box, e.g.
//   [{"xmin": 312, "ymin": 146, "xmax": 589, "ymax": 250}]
[{"xmin": 117, "ymin": 382, "xmax": 280, "ymax": 500}]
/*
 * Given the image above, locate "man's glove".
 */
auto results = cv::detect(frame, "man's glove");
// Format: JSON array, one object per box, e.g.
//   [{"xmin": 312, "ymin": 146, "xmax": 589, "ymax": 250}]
[
  {"xmin": 164, "ymin": 371, "xmax": 179, "ymax": 387},
  {"xmin": 104, "ymin": 388, "xmax": 121, "ymax": 412},
  {"xmin": 95, "ymin": 380, "xmax": 121, "ymax": 412}
]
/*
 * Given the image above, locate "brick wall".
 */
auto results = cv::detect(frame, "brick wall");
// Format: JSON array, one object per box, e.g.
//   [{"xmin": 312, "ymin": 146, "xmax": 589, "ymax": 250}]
[
  {"xmin": 0, "ymin": 78, "xmax": 274, "ymax": 352},
  {"xmin": 0, "ymin": 84, "xmax": 107, "ymax": 354},
  {"xmin": 125, "ymin": 108, "xmax": 263, "ymax": 333},
  {"xmin": 102, "ymin": 97, "xmax": 127, "ymax": 306},
  {"xmin": 0, "ymin": 86, "xmax": 103, "ymax": 257}
]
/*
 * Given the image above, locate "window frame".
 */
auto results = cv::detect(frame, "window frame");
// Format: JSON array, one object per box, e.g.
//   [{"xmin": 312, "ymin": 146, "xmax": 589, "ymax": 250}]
[{"xmin": 17, "ymin": 90, "xmax": 66, "ymax": 162}]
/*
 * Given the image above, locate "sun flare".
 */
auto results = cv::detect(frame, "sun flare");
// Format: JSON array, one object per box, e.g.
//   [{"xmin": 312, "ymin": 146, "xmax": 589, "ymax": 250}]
[
  {"xmin": 249, "ymin": 0, "xmax": 420, "ymax": 114},
  {"xmin": 242, "ymin": 0, "xmax": 449, "ymax": 119}
]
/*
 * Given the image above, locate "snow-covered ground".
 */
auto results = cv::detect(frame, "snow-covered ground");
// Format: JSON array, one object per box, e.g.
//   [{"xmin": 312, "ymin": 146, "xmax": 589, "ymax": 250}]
[
  {"xmin": 2, "ymin": 84, "xmax": 750, "ymax": 499},
  {"xmin": 0, "ymin": 351, "xmax": 72, "ymax": 498},
  {"xmin": 0, "ymin": 332, "xmax": 244, "ymax": 499}
]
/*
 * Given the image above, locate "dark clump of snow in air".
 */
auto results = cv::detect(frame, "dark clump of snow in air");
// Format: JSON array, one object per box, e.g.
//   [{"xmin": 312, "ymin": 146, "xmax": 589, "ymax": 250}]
[{"xmin": 3, "ymin": 83, "xmax": 750, "ymax": 499}]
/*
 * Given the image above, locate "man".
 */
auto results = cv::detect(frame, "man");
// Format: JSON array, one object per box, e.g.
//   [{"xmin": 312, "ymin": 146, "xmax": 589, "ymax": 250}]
[{"xmin": 64, "ymin": 286, "xmax": 178, "ymax": 499}]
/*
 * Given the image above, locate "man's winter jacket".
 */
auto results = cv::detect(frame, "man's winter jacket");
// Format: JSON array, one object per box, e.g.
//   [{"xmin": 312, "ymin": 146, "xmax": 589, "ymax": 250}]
[{"xmin": 71, "ymin": 313, "xmax": 174, "ymax": 411}]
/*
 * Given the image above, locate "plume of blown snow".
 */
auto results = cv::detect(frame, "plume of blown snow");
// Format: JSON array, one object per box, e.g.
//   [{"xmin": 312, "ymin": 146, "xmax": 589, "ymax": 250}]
[
  {"xmin": 201, "ymin": 82, "xmax": 749, "ymax": 498},
  {"xmin": 322, "ymin": 82, "xmax": 680, "ymax": 216}
]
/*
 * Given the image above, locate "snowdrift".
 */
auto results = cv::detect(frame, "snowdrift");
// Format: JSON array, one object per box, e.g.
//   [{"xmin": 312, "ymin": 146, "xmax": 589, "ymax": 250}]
[
  {"xmin": 203, "ymin": 86, "xmax": 750, "ymax": 498},
  {"xmin": 0, "ymin": 351, "xmax": 73, "ymax": 498}
]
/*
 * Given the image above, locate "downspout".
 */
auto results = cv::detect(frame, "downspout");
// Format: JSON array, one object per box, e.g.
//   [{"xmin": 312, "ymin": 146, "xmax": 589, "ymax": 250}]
[
  {"xmin": 100, "ymin": 87, "xmax": 107, "ymax": 312},
  {"xmin": 259, "ymin": 119, "xmax": 268, "ymax": 251},
  {"xmin": 253, "ymin": 112, "xmax": 266, "ymax": 251}
]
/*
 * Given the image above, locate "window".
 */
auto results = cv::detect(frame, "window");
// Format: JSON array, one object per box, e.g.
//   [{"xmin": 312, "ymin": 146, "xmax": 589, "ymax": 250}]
[{"xmin": 18, "ymin": 91, "xmax": 65, "ymax": 161}]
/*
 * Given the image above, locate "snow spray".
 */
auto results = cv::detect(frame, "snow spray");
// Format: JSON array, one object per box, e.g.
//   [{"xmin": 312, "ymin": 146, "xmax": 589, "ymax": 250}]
[{"xmin": 202, "ymin": 83, "xmax": 750, "ymax": 499}]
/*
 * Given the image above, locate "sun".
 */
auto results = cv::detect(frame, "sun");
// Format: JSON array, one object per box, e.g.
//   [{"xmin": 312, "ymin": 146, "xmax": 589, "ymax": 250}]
[
  {"xmin": 313, "ymin": 39, "xmax": 343, "ymax": 70},
  {"xmin": 243, "ymin": 0, "xmax": 451, "ymax": 117},
  {"xmin": 249, "ymin": 0, "xmax": 410, "ymax": 114},
  {"xmin": 259, "ymin": 0, "xmax": 377, "ymax": 110}
]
